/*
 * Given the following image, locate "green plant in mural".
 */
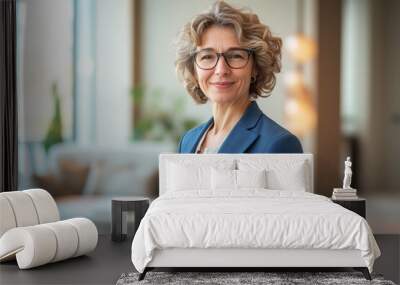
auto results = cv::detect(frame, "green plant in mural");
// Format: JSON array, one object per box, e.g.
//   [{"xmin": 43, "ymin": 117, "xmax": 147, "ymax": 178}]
[
  {"xmin": 43, "ymin": 82, "xmax": 63, "ymax": 153},
  {"xmin": 130, "ymin": 87, "xmax": 199, "ymax": 145}
]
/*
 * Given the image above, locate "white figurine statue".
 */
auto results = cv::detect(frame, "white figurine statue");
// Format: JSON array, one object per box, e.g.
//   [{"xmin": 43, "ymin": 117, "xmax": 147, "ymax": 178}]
[{"xmin": 342, "ymin": 156, "xmax": 353, "ymax": 189}]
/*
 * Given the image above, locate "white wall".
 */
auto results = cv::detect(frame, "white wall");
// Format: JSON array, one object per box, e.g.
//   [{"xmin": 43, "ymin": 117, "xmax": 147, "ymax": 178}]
[
  {"xmin": 341, "ymin": 0, "xmax": 371, "ymax": 136},
  {"xmin": 75, "ymin": 0, "xmax": 97, "ymax": 145},
  {"xmin": 19, "ymin": 0, "xmax": 132, "ymax": 147},
  {"xmin": 140, "ymin": 0, "xmax": 312, "ymax": 138},
  {"xmin": 95, "ymin": 0, "xmax": 132, "ymax": 146},
  {"xmin": 19, "ymin": 0, "xmax": 73, "ymax": 142},
  {"xmin": 75, "ymin": 0, "xmax": 133, "ymax": 146}
]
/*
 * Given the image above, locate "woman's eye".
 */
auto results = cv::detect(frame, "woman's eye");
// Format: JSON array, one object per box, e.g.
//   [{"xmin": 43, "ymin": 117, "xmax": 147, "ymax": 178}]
[
  {"xmin": 227, "ymin": 52, "xmax": 245, "ymax": 59},
  {"xmin": 200, "ymin": 54, "xmax": 215, "ymax": 60}
]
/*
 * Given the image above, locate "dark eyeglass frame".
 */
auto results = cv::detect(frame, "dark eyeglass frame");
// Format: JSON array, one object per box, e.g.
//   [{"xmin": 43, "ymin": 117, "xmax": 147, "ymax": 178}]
[{"xmin": 193, "ymin": 48, "xmax": 254, "ymax": 70}]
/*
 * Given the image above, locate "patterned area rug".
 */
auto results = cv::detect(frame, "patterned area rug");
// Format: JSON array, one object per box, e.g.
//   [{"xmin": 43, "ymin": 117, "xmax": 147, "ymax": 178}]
[{"xmin": 116, "ymin": 271, "xmax": 396, "ymax": 285}]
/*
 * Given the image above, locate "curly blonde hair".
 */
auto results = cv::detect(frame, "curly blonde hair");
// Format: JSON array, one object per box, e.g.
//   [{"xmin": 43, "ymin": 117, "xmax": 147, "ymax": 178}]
[{"xmin": 175, "ymin": 1, "xmax": 282, "ymax": 104}]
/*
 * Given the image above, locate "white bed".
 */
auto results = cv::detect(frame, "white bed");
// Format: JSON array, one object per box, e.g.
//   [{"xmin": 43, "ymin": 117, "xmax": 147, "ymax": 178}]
[{"xmin": 131, "ymin": 154, "xmax": 380, "ymax": 280}]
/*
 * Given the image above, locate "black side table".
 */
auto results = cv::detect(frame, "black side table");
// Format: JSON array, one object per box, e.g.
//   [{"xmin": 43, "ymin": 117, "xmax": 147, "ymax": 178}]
[
  {"xmin": 331, "ymin": 198, "xmax": 366, "ymax": 218},
  {"xmin": 111, "ymin": 196, "xmax": 150, "ymax": 242}
]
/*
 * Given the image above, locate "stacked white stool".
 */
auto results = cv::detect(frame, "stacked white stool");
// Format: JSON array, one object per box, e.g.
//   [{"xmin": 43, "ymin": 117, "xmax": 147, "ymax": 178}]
[{"xmin": 0, "ymin": 189, "xmax": 98, "ymax": 269}]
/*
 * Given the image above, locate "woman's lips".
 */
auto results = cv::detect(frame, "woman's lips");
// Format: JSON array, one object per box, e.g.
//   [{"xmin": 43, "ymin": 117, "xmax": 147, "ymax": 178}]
[{"xmin": 211, "ymin": 81, "xmax": 235, "ymax": 89}]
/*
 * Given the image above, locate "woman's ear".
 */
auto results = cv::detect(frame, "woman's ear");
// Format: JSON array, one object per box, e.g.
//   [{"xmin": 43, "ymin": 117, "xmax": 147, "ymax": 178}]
[{"xmin": 251, "ymin": 73, "xmax": 257, "ymax": 83}]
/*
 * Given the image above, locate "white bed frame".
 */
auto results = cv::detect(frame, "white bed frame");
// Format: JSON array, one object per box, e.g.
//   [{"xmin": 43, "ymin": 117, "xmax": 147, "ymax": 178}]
[{"xmin": 139, "ymin": 154, "xmax": 371, "ymax": 280}]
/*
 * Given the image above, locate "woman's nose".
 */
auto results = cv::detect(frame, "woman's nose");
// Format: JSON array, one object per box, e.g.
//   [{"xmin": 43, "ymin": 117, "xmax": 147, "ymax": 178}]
[{"xmin": 214, "ymin": 55, "xmax": 231, "ymax": 75}]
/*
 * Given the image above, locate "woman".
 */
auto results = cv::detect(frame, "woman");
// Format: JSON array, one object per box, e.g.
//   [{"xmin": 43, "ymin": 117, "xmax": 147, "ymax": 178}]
[{"xmin": 175, "ymin": 1, "xmax": 303, "ymax": 154}]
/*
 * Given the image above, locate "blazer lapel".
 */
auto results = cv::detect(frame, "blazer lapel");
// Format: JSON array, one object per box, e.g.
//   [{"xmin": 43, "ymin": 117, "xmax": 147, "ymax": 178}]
[
  {"xmin": 185, "ymin": 117, "xmax": 213, "ymax": 153},
  {"xmin": 218, "ymin": 101, "xmax": 262, "ymax": 153}
]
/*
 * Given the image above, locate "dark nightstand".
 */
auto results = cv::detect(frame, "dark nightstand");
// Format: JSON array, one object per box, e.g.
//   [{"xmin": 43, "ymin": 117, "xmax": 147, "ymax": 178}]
[
  {"xmin": 111, "ymin": 196, "xmax": 150, "ymax": 242},
  {"xmin": 331, "ymin": 198, "xmax": 366, "ymax": 218}
]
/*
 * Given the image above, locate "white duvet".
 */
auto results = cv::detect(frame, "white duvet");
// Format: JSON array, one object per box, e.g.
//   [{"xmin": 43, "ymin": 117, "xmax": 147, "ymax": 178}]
[{"xmin": 131, "ymin": 190, "xmax": 380, "ymax": 273}]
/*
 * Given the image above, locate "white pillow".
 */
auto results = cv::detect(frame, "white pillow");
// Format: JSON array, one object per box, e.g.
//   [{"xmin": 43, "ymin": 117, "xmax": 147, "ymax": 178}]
[
  {"xmin": 211, "ymin": 168, "xmax": 236, "ymax": 190},
  {"xmin": 168, "ymin": 162, "xmax": 210, "ymax": 191},
  {"xmin": 167, "ymin": 159, "xmax": 235, "ymax": 192},
  {"xmin": 211, "ymin": 168, "xmax": 267, "ymax": 190},
  {"xmin": 267, "ymin": 166, "xmax": 307, "ymax": 191},
  {"xmin": 238, "ymin": 159, "xmax": 308, "ymax": 191},
  {"xmin": 236, "ymin": 169, "xmax": 267, "ymax": 189}
]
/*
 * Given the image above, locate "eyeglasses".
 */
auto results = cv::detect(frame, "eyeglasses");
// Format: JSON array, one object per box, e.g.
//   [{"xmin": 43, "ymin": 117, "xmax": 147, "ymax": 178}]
[{"xmin": 193, "ymin": 48, "xmax": 253, "ymax": 70}]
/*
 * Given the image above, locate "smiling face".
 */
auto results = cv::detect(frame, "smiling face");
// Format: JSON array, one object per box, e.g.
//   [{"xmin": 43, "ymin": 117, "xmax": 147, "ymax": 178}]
[{"xmin": 194, "ymin": 25, "xmax": 254, "ymax": 105}]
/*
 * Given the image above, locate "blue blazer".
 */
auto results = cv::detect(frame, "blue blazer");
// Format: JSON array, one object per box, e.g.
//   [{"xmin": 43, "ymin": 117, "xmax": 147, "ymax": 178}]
[{"xmin": 178, "ymin": 101, "xmax": 303, "ymax": 153}]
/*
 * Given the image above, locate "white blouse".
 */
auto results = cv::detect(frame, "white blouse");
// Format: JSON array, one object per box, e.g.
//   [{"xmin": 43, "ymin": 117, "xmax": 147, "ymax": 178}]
[{"xmin": 195, "ymin": 123, "xmax": 228, "ymax": 154}]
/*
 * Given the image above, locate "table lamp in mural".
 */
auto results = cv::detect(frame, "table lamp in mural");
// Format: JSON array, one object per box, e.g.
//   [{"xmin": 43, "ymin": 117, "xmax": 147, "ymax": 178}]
[
  {"xmin": 284, "ymin": 72, "xmax": 316, "ymax": 138},
  {"xmin": 283, "ymin": 0, "xmax": 317, "ymax": 139},
  {"xmin": 332, "ymin": 157, "xmax": 359, "ymax": 200}
]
